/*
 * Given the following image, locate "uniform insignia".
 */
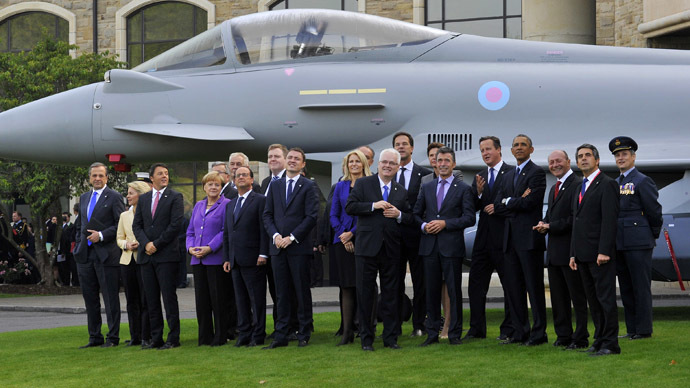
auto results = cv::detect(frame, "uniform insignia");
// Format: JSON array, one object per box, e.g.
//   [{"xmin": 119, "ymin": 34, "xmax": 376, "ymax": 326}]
[
  {"xmin": 620, "ymin": 182, "xmax": 635, "ymax": 195},
  {"xmin": 615, "ymin": 139, "xmax": 621, "ymax": 146}
]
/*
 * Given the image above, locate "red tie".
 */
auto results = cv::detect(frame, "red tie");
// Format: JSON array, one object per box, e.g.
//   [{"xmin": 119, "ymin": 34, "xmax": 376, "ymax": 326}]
[
  {"xmin": 152, "ymin": 191, "xmax": 160, "ymax": 217},
  {"xmin": 554, "ymin": 181, "xmax": 561, "ymax": 200}
]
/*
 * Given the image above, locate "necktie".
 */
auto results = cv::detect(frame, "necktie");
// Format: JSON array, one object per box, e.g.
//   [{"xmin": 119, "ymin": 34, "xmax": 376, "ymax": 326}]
[
  {"xmin": 266, "ymin": 175, "xmax": 279, "ymax": 195},
  {"xmin": 488, "ymin": 167, "xmax": 495, "ymax": 190},
  {"xmin": 437, "ymin": 179, "xmax": 447, "ymax": 210},
  {"xmin": 87, "ymin": 191, "xmax": 98, "ymax": 221},
  {"xmin": 383, "ymin": 185, "xmax": 389, "ymax": 201},
  {"xmin": 234, "ymin": 196, "xmax": 243, "ymax": 219},
  {"xmin": 618, "ymin": 174, "xmax": 625, "ymax": 184},
  {"xmin": 152, "ymin": 191, "xmax": 160, "ymax": 217},
  {"xmin": 286, "ymin": 179, "xmax": 294, "ymax": 202},
  {"xmin": 87, "ymin": 191, "xmax": 98, "ymax": 246},
  {"xmin": 554, "ymin": 180, "xmax": 562, "ymax": 200},
  {"xmin": 513, "ymin": 167, "xmax": 521, "ymax": 186},
  {"xmin": 579, "ymin": 178, "xmax": 588, "ymax": 205},
  {"xmin": 398, "ymin": 167, "xmax": 406, "ymax": 189}
]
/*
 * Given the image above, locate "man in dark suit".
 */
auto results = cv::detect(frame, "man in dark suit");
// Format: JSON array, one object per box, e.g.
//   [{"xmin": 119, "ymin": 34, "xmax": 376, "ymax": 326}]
[
  {"xmin": 569, "ymin": 144, "xmax": 621, "ymax": 356},
  {"xmin": 610, "ymin": 136, "xmax": 662, "ymax": 340},
  {"xmin": 57, "ymin": 212, "xmax": 77, "ymax": 286},
  {"xmin": 262, "ymin": 147, "xmax": 319, "ymax": 349},
  {"xmin": 346, "ymin": 148, "xmax": 414, "ymax": 351},
  {"xmin": 392, "ymin": 131, "xmax": 432, "ymax": 337},
  {"xmin": 228, "ymin": 152, "xmax": 262, "ymax": 194},
  {"xmin": 260, "ymin": 144, "xmax": 288, "ymax": 195},
  {"xmin": 133, "ymin": 163, "xmax": 184, "ymax": 350},
  {"xmin": 212, "ymin": 162, "xmax": 238, "ymax": 199},
  {"xmin": 493, "ymin": 134, "xmax": 547, "ymax": 346},
  {"xmin": 534, "ymin": 150, "xmax": 589, "ymax": 349},
  {"xmin": 414, "ymin": 147, "xmax": 475, "ymax": 346},
  {"xmin": 73, "ymin": 162, "xmax": 125, "ymax": 348},
  {"xmin": 223, "ymin": 166, "xmax": 269, "ymax": 347},
  {"xmin": 465, "ymin": 136, "xmax": 514, "ymax": 341}
]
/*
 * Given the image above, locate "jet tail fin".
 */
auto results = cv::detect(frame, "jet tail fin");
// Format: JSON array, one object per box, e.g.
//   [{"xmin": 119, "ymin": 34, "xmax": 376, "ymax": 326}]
[{"xmin": 114, "ymin": 124, "xmax": 254, "ymax": 141}]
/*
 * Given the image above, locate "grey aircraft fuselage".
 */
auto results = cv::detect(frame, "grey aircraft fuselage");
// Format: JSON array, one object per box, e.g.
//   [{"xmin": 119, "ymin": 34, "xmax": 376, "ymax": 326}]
[{"xmin": 0, "ymin": 9, "xmax": 688, "ymax": 281}]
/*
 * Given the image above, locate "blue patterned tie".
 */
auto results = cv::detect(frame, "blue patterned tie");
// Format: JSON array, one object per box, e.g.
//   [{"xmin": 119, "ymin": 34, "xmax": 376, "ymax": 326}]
[
  {"xmin": 234, "ymin": 196, "xmax": 243, "ymax": 219},
  {"xmin": 437, "ymin": 179, "xmax": 447, "ymax": 210},
  {"xmin": 488, "ymin": 167, "xmax": 495, "ymax": 190},
  {"xmin": 513, "ymin": 167, "xmax": 520, "ymax": 186},
  {"xmin": 86, "ymin": 191, "xmax": 98, "ymax": 246},
  {"xmin": 383, "ymin": 185, "xmax": 389, "ymax": 201},
  {"xmin": 579, "ymin": 177, "xmax": 588, "ymax": 205},
  {"xmin": 286, "ymin": 179, "xmax": 294, "ymax": 202}
]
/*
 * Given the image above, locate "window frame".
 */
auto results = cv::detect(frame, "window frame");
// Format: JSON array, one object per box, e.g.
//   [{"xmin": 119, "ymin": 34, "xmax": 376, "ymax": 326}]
[
  {"xmin": 0, "ymin": 11, "xmax": 68, "ymax": 53},
  {"xmin": 424, "ymin": 0, "xmax": 521, "ymax": 39}
]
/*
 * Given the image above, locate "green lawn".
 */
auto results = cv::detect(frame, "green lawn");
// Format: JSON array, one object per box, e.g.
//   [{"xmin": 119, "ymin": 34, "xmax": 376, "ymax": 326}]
[
  {"xmin": 0, "ymin": 293, "xmax": 33, "ymax": 298},
  {"xmin": 2, "ymin": 308, "xmax": 688, "ymax": 387}
]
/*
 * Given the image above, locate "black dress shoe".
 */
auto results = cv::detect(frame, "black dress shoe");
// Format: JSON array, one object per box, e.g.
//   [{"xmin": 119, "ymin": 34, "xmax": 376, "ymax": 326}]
[
  {"xmin": 235, "ymin": 338, "xmax": 251, "ymax": 347},
  {"xmin": 552, "ymin": 339, "xmax": 570, "ymax": 347},
  {"xmin": 579, "ymin": 346, "xmax": 600, "ymax": 353},
  {"xmin": 247, "ymin": 340, "xmax": 264, "ymax": 347},
  {"xmin": 564, "ymin": 342, "xmax": 588, "ymax": 351},
  {"xmin": 419, "ymin": 336, "xmax": 439, "ymax": 347},
  {"xmin": 142, "ymin": 341, "xmax": 164, "ymax": 350},
  {"xmin": 384, "ymin": 343, "xmax": 401, "ymax": 350},
  {"xmin": 589, "ymin": 348, "xmax": 621, "ymax": 357},
  {"xmin": 262, "ymin": 341, "xmax": 288, "ymax": 350},
  {"xmin": 298, "ymin": 340, "xmax": 309, "ymax": 347},
  {"xmin": 462, "ymin": 335, "xmax": 485, "ymax": 341},
  {"xmin": 100, "ymin": 341, "xmax": 118, "ymax": 348},
  {"xmin": 157, "ymin": 342, "xmax": 180, "ymax": 350},
  {"xmin": 522, "ymin": 338, "xmax": 548, "ymax": 347},
  {"xmin": 79, "ymin": 341, "xmax": 104, "ymax": 349},
  {"xmin": 500, "ymin": 338, "xmax": 523, "ymax": 345},
  {"xmin": 630, "ymin": 334, "xmax": 651, "ymax": 340},
  {"xmin": 140, "ymin": 340, "xmax": 152, "ymax": 349},
  {"xmin": 449, "ymin": 338, "xmax": 463, "ymax": 345},
  {"xmin": 126, "ymin": 340, "xmax": 142, "ymax": 347},
  {"xmin": 618, "ymin": 333, "xmax": 633, "ymax": 339},
  {"xmin": 496, "ymin": 334, "xmax": 510, "ymax": 341},
  {"xmin": 288, "ymin": 332, "xmax": 299, "ymax": 341},
  {"xmin": 362, "ymin": 345, "xmax": 375, "ymax": 351}
]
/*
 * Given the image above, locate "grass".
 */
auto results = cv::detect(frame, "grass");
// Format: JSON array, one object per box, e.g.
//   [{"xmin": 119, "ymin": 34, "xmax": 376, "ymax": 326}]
[
  {"xmin": 1, "ymin": 308, "xmax": 689, "ymax": 388},
  {"xmin": 0, "ymin": 293, "xmax": 33, "ymax": 298}
]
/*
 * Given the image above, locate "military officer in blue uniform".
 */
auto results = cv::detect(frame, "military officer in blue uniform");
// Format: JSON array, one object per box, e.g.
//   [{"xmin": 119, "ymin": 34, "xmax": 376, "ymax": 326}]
[{"xmin": 609, "ymin": 136, "xmax": 663, "ymax": 340}]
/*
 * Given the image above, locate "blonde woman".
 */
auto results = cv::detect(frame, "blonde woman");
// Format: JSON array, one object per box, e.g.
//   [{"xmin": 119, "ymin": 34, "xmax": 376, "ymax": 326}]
[
  {"xmin": 117, "ymin": 180, "xmax": 152, "ymax": 347},
  {"xmin": 330, "ymin": 149, "xmax": 372, "ymax": 345}
]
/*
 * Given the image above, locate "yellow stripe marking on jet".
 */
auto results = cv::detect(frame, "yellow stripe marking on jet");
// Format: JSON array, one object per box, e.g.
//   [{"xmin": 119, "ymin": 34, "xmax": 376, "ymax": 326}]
[
  {"xmin": 357, "ymin": 88, "xmax": 387, "ymax": 94},
  {"xmin": 299, "ymin": 90, "xmax": 328, "ymax": 95},
  {"xmin": 328, "ymin": 89, "xmax": 357, "ymax": 95}
]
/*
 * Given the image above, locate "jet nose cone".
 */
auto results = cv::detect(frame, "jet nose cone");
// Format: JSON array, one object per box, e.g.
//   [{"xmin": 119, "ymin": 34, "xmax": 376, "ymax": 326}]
[{"xmin": 0, "ymin": 83, "xmax": 98, "ymax": 164}]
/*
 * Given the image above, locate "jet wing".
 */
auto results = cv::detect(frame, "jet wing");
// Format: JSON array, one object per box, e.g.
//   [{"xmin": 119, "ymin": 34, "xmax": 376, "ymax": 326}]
[{"xmin": 113, "ymin": 124, "xmax": 254, "ymax": 141}]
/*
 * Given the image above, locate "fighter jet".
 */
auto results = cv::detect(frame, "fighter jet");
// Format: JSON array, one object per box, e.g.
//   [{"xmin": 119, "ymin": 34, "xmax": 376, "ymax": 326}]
[{"xmin": 0, "ymin": 9, "xmax": 688, "ymax": 281}]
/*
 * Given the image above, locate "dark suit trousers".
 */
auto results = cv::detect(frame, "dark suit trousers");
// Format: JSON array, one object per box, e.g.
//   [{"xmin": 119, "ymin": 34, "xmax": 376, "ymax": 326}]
[
  {"xmin": 266, "ymin": 258, "xmax": 299, "ymax": 333},
  {"xmin": 121, "ymin": 260, "xmax": 150, "ymax": 342},
  {"xmin": 467, "ymin": 248, "xmax": 512, "ymax": 338},
  {"xmin": 356, "ymin": 246, "xmax": 400, "ymax": 347},
  {"xmin": 616, "ymin": 249, "xmax": 653, "ymax": 336},
  {"xmin": 271, "ymin": 252, "xmax": 313, "ymax": 342},
  {"xmin": 578, "ymin": 260, "xmax": 620, "ymax": 352},
  {"xmin": 193, "ymin": 264, "xmax": 230, "ymax": 346},
  {"xmin": 423, "ymin": 243, "xmax": 463, "ymax": 340},
  {"xmin": 77, "ymin": 248, "xmax": 120, "ymax": 344},
  {"xmin": 503, "ymin": 247, "xmax": 547, "ymax": 342},
  {"xmin": 398, "ymin": 237, "xmax": 425, "ymax": 332},
  {"xmin": 58, "ymin": 254, "xmax": 78, "ymax": 286},
  {"xmin": 221, "ymin": 270, "xmax": 237, "ymax": 338},
  {"xmin": 141, "ymin": 261, "xmax": 180, "ymax": 345},
  {"xmin": 548, "ymin": 264, "xmax": 589, "ymax": 345},
  {"xmin": 233, "ymin": 264, "xmax": 268, "ymax": 344}
]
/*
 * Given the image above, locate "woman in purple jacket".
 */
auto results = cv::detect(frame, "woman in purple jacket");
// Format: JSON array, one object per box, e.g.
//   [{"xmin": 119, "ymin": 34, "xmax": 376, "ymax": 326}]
[
  {"xmin": 186, "ymin": 171, "xmax": 230, "ymax": 346},
  {"xmin": 330, "ymin": 149, "xmax": 372, "ymax": 345}
]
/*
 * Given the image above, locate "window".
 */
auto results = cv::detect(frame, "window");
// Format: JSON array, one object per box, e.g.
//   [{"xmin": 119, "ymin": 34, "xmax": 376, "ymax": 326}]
[
  {"xmin": 425, "ymin": 0, "xmax": 521, "ymax": 39},
  {"xmin": 127, "ymin": 1, "xmax": 208, "ymax": 68},
  {"xmin": 0, "ymin": 12, "xmax": 68, "ymax": 52},
  {"xmin": 269, "ymin": 0, "xmax": 358, "ymax": 11}
]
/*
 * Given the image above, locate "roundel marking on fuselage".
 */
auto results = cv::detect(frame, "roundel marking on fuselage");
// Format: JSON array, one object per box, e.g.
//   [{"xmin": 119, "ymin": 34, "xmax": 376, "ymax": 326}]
[{"xmin": 478, "ymin": 81, "xmax": 510, "ymax": 111}]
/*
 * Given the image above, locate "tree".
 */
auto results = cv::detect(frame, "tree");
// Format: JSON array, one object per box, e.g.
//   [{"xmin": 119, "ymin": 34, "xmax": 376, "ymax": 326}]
[{"xmin": 0, "ymin": 36, "xmax": 127, "ymax": 284}]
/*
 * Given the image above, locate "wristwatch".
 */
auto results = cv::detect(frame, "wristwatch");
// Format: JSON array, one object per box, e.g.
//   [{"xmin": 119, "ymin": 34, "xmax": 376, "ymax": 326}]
[
  {"xmin": 289, "ymin": 235, "xmax": 296, "ymax": 242},
  {"xmin": 501, "ymin": 198, "xmax": 508, "ymax": 205}
]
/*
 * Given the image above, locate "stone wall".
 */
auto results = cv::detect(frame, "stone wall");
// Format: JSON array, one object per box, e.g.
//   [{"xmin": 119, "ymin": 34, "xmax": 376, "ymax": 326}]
[
  {"xmin": 614, "ymin": 0, "xmax": 645, "ymax": 47},
  {"xmin": 596, "ymin": 0, "xmax": 615, "ymax": 45}
]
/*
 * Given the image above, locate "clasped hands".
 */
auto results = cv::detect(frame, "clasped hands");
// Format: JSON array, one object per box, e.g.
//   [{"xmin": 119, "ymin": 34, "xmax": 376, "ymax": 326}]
[
  {"xmin": 373, "ymin": 200, "xmax": 401, "ymax": 219},
  {"xmin": 188, "ymin": 245, "xmax": 212, "ymax": 259},
  {"xmin": 533, "ymin": 221, "xmax": 549, "ymax": 234},
  {"xmin": 339, "ymin": 231, "xmax": 355, "ymax": 253},
  {"xmin": 274, "ymin": 235, "xmax": 294, "ymax": 249},
  {"xmin": 424, "ymin": 220, "xmax": 446, "ymax": 234}
]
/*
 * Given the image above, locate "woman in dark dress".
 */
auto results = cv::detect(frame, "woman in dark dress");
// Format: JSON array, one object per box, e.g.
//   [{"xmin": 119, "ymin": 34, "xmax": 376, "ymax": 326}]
[{"xmin": 330, "ymin": 149, "xmax": 371, "ymax": 345}]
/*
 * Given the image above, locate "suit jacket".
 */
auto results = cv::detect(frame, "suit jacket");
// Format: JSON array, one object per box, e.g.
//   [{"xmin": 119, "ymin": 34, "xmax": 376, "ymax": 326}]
[
  {"xmin": 73, "ymin": 186, "xmax": 125, "ymax": 265},
  {"xmin": 330, "ymin": 180, "xmax": 358, "ymax": 244},
  {"xmin": 543, "ymin": 173, "xmax": 581, "ymax": 266},
  {"xmin": 132, "ymin": 187, "xmax": 184, "ymax": 264},
  {"xmin": 58, "ymin": 222, "xmax": 74, "ymax": 255},
  {"xmin": 345, "ymin": 174, "xmax": 414, "ymax": 257},
  {"xmin": 117, "ymin": 208, "xmax": 138, "ymax": 265},
  {"xmin": 262, "ymin": 175, "xmax": 319, "ymax": 256},
  {"xmin": 494, "ymin": 160, "xmax": 546, "ymax": 252},
  {"xmin": 186, "ymin": 196, "xmax": 229, "ymax": 265},
  {"xmin": 471, "ymin": 162, "xmax": 513, "ymax": 255},
  {"xmin": 414, "ymin": 176, "xmax": 475, "ymax": 258},
  {"xmin": 570, "ymin": 172, "xmax": 619, "ymax": 262},
  {"xmin": 616, "ymin": 168, "xmax": 663, "ymax": 250},
  {"xmin": 223, "ymin": 191, "xmax": 269, "ymax": 268},
  {"xmin": 400, "ymin": 163, "xmax": 431, "ymax": 239},
  {"xmin": 260, "ymin": 170, "xmax": 287, "ymax": 195},
  {"xmin": 222, "ymin": 184, "xmax": 238, "ymax": 200}
]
